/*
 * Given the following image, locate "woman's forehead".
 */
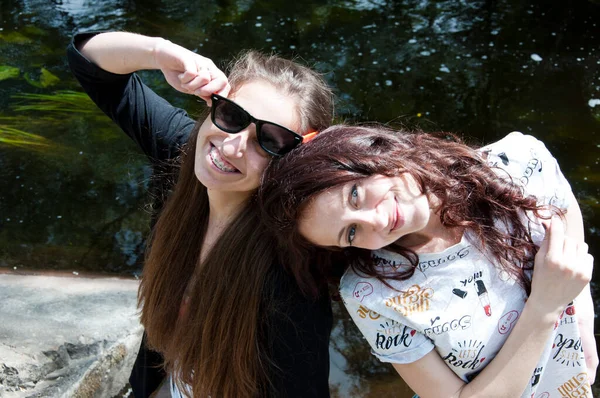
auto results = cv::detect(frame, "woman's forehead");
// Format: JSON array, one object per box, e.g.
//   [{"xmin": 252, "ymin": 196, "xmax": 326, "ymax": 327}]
[
  {"xmin": 299, "ymin": 186, "xmax": 347, "ymax": 245},
  {"xmin": 232, "ymin": 81, "xmax": 301, "ymax": 131}
]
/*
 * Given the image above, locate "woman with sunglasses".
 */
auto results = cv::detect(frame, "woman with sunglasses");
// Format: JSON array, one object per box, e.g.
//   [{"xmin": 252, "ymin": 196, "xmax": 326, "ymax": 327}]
[
  {"xmin": 68, "ymin": 31, "xmax": 333, "ymax": 397},
  {"xmin": 259, "ymin": 126, "xmax": 597, "ymax": 398}
]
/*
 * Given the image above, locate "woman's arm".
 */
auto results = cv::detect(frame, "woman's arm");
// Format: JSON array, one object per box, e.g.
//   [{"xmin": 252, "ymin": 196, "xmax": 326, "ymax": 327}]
[
  {"xmin": 393, "ymin": 217, "xmax": 593, "ymax": 398},
  {"xmin": 394, "ymin": 297, "xmax": 561, "ymax": 397},
  {"xmin": 77, "ymin": 32, "xmax": 229, "ymax": 102},
  {"xmin": 563, "ymin": 191, "xmax": 598, "ymax": 384},
  {"xmin": 67, "ymin": 31, "xmax": 222, "ymax": 160}
]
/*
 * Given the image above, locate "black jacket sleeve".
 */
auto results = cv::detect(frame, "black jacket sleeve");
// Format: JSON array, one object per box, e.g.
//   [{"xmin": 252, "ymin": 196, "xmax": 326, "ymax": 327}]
[
  {"xmin": 67, "ymin": 32, "xmax": 196, "ymax": 398},
  {"xmin": 66, "ymin": 32, "xmax": 196, "ymax": 162},
  {"xmin": 265, "ymin": 267, "xmax": 333, "ymax": 397}
]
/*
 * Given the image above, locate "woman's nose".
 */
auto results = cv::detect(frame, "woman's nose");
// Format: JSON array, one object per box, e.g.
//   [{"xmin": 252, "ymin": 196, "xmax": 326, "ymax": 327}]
[
  {"xmin": 359, "ymin": 208, "xmax": 388, "ymax": 232},
  {"xmin": 220, "ymin": 128, "xmax": 250, "ymax": 158}
]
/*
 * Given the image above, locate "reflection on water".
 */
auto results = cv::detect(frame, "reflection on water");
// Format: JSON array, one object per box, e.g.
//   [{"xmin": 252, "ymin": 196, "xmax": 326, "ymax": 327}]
[{"xmin": 1, "ymin": 0, "xmax": 599, "ymax": 395}]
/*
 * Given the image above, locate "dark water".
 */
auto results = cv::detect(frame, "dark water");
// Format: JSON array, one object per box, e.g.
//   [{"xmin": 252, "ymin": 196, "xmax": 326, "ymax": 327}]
[{"xmin": 1, "ymin": 0, "xmax": 599, "ymax": 395}]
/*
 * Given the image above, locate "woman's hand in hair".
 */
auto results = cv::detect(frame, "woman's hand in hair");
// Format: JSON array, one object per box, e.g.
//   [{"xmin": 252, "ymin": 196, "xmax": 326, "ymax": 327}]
[
  {"xmin": 529, "ymin": 216, "xmax": 593, "ymax": 317},
  {"xmin": 153, "ymin": 39, "xmax": 230, "ymax": 104}
]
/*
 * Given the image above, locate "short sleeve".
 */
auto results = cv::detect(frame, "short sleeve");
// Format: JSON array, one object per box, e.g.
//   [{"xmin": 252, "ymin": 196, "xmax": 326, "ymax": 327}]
[
  {"xmin": 340, "ymin": 285, "xmax": 434, "ymax": 364},
  {"xmin": 481, "ymin": 131, "xmax": 573, "ymax": 210}
]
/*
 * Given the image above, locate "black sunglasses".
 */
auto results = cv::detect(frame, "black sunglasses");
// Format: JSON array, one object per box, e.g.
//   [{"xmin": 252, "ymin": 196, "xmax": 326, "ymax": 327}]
[{"xmin": 210, "ymin": 93, "xmax": 303, "ymax": 157}]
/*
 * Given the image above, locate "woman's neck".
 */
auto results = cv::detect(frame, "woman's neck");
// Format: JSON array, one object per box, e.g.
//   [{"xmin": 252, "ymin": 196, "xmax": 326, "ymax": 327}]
[
  {"xmin": 397, "ymin": 204, "xmax": 463, "ymax": 254},
  {"xmin": 201, "ymin": 188, "xmax": 250, "ymax": 260},
  {"xmin": 206, "ymin": 188, "xmax": 250, "ymax": 223}
]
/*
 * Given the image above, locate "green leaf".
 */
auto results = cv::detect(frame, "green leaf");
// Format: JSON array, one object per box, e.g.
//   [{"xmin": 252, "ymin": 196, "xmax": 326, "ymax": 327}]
[
  {"xmin": 0, "ymin": 65, "xmax": 20, "ymax": 81},
  {"xmin": 24, "ymin": 72, "xmax": 43, "ymax": 88},
  {"xmin": 40, "ymin": 68, "xmax": 60, "ymax": 87},
  {"xmin": 0, "ymin": 125, "xmax": 51, "ymax": 149},
  {"xmin": 0, "ymin": 31, "xmax": 32, "ymax": 44},
  {"xmin": 11, "ymin": 91, "xmax": 99, "ymax": 113}
]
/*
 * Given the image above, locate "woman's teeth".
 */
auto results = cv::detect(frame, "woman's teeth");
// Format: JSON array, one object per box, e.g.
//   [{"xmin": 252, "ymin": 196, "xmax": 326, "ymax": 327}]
[{"xmin": 209, "ymin": 145, "xmax": 238, "ymax": 173}]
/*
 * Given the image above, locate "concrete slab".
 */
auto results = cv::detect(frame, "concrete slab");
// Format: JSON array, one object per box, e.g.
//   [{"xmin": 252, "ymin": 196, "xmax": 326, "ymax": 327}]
[{"xmin": 0, "ymin": 273, "xmax": 143, "ymax": 397}]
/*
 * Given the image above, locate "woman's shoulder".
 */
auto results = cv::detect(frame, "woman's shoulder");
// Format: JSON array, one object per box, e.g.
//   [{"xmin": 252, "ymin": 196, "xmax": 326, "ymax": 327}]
[
  {"xmin": 479, "ymin": 131, "xmax": 550, "ymax": 166},
  {"xmin": 338, "ymin": 251, "xmax": 404, "ymax": 304},
  {"xmin": 480, "ymin": 131, "xmax": 572, "ymax": 207}
]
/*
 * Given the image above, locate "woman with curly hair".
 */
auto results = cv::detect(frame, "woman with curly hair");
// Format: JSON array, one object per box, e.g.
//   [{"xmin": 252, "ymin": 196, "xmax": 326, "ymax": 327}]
[{"xmin": 259, "ymin": 125, "xmax": 596, "ymax": 398}]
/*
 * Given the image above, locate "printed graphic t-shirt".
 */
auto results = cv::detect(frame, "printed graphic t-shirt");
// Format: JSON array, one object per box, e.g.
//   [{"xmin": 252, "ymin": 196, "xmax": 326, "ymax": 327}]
[{"xmin": 340, "ymin": 132, "xmax": 592, "ymax": 398}]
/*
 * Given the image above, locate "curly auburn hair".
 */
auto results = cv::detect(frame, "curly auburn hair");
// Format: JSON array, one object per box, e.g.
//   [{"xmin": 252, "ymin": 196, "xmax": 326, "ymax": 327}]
[{"xmin": 259, "ymin": 125, "xmax": 556, "ymax": 296}]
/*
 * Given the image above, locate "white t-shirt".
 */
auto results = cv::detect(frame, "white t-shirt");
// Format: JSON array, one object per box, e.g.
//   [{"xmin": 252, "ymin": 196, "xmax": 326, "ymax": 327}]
[{"xmin": 340, "ymin": 132, "xmax": 593, "ymax": 398}]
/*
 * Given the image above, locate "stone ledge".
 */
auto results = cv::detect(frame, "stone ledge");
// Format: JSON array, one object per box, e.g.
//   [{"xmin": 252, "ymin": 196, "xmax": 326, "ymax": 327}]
[{"xmin": 0, "ymin": 273, "xmax": 143, "ymax": 397}]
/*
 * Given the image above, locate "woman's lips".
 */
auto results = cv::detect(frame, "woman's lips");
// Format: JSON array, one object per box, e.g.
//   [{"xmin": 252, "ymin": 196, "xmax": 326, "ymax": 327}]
[
  {"xmin": 391, "ymin": 198, "xmax": 403, "ymax": 232},
  {"xmin": 209, "ymin": 144, "xmax": 239, "ymax": 173}
]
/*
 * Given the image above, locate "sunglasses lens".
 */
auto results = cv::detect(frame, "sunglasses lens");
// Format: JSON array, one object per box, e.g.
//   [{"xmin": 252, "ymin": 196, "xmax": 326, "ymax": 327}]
[
  {"xmin": 213, "ymin": 99, "xmax": 250, "ymax": 133},
  {"xmin": 259, "ymin": 123, "xmax": 300, "ymax": 155}
]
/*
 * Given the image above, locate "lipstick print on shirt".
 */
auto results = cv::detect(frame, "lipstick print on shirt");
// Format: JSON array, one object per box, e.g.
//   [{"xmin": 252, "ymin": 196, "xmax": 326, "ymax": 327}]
[
  {"xmin": 498, "ymin": 152, "xmax": 510, "ymax": 166},
  {"xmin": 555, "ymin": 302, "xmax": 577, "ymax": 329},
  {"xmin": 475, "ymin": 280, "xmax": 492, "ymax": 317}
]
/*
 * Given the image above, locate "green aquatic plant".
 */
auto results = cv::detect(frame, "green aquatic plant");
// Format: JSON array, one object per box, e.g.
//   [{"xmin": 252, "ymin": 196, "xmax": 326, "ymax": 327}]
[
  {"xmin": 1, "ymin": 90, "xmax": 123, "ymax": 156},
  {"xmin": 24, "ymin": 68, "xmax": 61, "ymax": 88},
  {"xmin": 0, "ymin": 92, "xmax": 99, "ymax": 150},
  {"xmin": 0, "ymin": 31, "xmax": 32, "ymax": 44},
  {"xmin": 0, "ymin": 65, "xmax": 20, "ymax": 81},
  {"xmin": 0, "ymin": 125, "xmax": 51, "ymax": 148},
  {"xmin": 20, "ymin": 25, "xmax": 47, "ymax": 37},
  {"xmin": 40, "ymin": 68, "xmax": 60, "ymax": 87},
  {"xmin": 11, "ymin": 91, "xmax": 99, "ymax": 113}
]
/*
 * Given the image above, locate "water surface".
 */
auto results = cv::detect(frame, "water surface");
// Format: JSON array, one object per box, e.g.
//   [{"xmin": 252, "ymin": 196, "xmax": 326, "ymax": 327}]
[{"xmin": 1, "ymin": 0, "xmax": 599, "ymax": 395}]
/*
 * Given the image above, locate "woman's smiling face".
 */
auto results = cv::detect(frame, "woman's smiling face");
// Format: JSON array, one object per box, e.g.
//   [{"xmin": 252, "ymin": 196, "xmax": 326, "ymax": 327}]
[
  {"xmin": 194, "ymin": 80, "xmax": 301, "ymax": 199},
  {"xmin": 298, "ymin": 174, "xmax": 432, "ymax": 250}
]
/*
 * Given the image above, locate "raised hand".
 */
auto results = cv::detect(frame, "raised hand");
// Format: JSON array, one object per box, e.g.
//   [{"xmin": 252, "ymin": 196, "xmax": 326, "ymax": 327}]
[
  {"xmin": 529, "ymin": 217, "xmax": 593, "ymax": 316},
  {"xmin": 153, "ymin": 39, "xmax": 230, "ymax": 104}
]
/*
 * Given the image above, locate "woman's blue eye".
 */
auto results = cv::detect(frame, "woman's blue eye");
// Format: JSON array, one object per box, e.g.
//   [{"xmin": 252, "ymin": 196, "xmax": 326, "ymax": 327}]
[
  {"xmin": 350, "ymin": 184, "xmax": 358, "ymax": 206},
  {"xmin": 348, "ymin": 225, "xmax": 356, "ymax": 245}
]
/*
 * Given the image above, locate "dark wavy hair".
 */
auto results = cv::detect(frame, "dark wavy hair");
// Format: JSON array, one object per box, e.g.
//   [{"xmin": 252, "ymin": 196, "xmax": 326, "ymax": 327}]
[
  {"xmin": 259, "ymin": 125, "xmax": 556, "ymax": 296},
  {"xmin": 139, "ymin": 50, "xmax": 333, "ymax": 397}
]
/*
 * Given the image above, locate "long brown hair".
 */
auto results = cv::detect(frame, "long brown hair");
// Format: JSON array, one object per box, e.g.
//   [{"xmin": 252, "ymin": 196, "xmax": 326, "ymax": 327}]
[
  {"xmin": 138, "ymin": 51, "xmax": 333, "ymax": 397},
  {"xmin": 259, "ymin": 125, "xmax": 555, "ymax": 297}
]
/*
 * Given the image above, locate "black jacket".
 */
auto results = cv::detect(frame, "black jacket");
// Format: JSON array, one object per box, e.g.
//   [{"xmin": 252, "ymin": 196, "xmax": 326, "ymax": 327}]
[{"xmin": 67, "ymin": 32, "xmax": 332, "ymax": 398}]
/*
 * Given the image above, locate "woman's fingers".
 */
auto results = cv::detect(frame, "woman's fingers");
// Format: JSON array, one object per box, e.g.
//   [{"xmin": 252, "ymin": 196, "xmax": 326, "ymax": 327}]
[
  {"xmin": 189, "ymin": 60, "xmax": 230, "ymax": 104},
  {"xmin": 156, "ymin": 41, "xmax": 230, "ymax": 98},
  {"xmin": 178, "ymin": 70, "xmax": 199, "ymax": 85},
  {"xmin": 545, "ymin": 216, "xmax": 564, "ymax": 259},
  {"xmin": 195, "ymin": 78, "xmax": 229, "ymax": 102},
  {"xmin": 531, "ymin": 216, "xmax": 593, "ymax": 314},
  {"xmin": 180, "ymin": 70, "xmax": 211, "ymax": 92}
]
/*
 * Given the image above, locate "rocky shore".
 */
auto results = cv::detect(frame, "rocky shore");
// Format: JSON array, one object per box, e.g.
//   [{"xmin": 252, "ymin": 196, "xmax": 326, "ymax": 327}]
[{"xmin": 0, "ymin": 272, "xmax": 143, "ymax": 397}]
